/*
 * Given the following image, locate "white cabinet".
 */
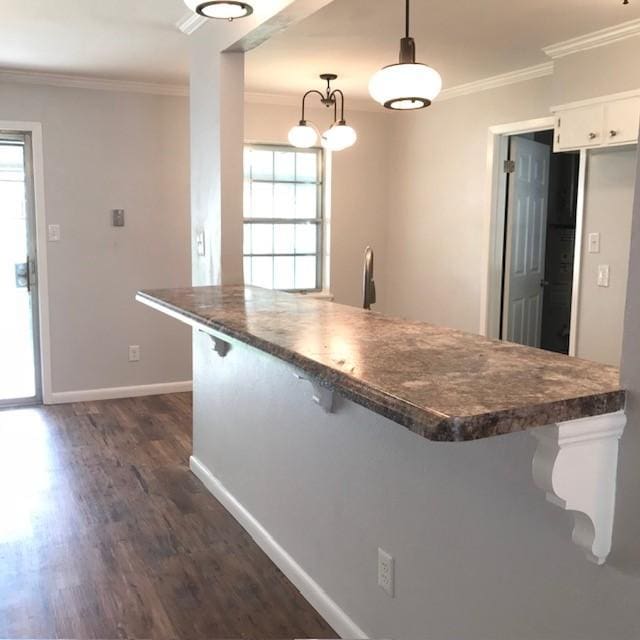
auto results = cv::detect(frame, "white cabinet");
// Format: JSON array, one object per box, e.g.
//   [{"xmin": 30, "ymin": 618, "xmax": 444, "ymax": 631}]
[
  {"xmin": 604, "ymin": 97, "xmax": 640, "ymax": 145},
  {"xmin": 554, "ymin": 93, "xmax": 640, "ymax": 152},
  {"xmin": 555, "ymin": 105, "xmax": 604, "ymax": 151}
]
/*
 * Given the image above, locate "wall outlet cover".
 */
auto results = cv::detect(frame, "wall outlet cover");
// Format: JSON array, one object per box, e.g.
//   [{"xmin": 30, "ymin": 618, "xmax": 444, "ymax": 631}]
[
  {"xmin": 597, "ymin": 264, "xmax": 610, "ymax": 288},
  {"xmin": 48, "ymin": 224, "xmax": 61, "ymax": 242},
  {"xmin": 128, "ymin": 345, "xmax": 141, "ymax": 362},
  {"xmin": 378, "ymin": 548, "xmax": 395, "ymax": 597}
]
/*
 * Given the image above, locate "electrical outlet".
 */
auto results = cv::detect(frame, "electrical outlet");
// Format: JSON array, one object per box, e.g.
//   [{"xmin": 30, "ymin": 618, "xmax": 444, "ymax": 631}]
[
  {"xmin": 128, "ymin": 345, "xmax": 141, "ymax": 362},
  {"xmin": 378, "ymin": 548, "xmax": 395, "ymax": 597},
  {"xmin": 48, "ymin": 224, "xmax": 61, "ymax": 242},
  {"xmin": 588, "ymin": 232, "xmax": 600, "ymax": 254}
]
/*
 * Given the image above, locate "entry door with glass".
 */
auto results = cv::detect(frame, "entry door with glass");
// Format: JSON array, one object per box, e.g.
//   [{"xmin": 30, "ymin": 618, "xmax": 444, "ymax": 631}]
[{"xmin": 0, "ymin": 133, "xmax": 41, "ymax": 405}]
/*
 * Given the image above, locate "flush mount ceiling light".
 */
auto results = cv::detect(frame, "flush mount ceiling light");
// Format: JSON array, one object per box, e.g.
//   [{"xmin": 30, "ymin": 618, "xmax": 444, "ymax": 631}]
[
  {"xmin": 183, "ymin": 0, "xmax": 253, "ymax": 21},
  {"xmin": 369, "ymin": 0, "xmax": 442, "ymax": 110},
  {"xmin": 288, "ymin": 74, "xmax": 357, "ymax": 152}
]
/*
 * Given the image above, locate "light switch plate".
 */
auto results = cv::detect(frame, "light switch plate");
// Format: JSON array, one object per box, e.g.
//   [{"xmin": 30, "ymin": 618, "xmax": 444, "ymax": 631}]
[
  {"xmin": 598, "ymin": 264, "xmax": 610, "ymax": 288},
  {"xmin": 112, "ymin": 209, "xmax": 125, "ymax": 227},
  {"xmin": 48, "ymin": 224, "xmax": 61, "ymax": 242},
  {"xmin": 378, "ymin": 548, "xmax": 395, "ymax": 597},
  {"xmin": 588, "ymin": 232, "xmax": 600, "ymax": 254}
]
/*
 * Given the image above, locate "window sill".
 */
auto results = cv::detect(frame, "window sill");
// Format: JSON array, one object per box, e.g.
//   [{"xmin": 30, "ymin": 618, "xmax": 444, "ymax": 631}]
[{"xmin": 295, "ymin": 290, "xmax": 334, "ymax": 302}]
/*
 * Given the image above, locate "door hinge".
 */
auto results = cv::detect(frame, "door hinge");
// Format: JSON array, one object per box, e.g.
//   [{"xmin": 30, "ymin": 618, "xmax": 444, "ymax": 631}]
[{"xmin": 504, "ymin": 160, "xmax": 516, "ymax": 173}]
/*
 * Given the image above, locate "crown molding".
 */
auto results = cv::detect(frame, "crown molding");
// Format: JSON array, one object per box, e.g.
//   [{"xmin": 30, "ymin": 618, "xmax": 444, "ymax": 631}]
[
  {"xmin": 176, "ymin": 11, "xmax": 208, "ymax": 35},
  {"xmin": 245, "ymin": 92, "xmax": 299, "ymax": 107},
  {"xmin": 245, "ymin": 91, "xmax": 381, "ymax": 112},
  {"xmin": 543, "ymin": 18, "xmax": 640, "ymax": 59},
  {"xmin": 246, "ymin": 62, "xmax": 554, "ymax": 112},
  {"xmin": 550, "ymin": 88, "xmax": 640, "ymax": 113},
  {"xmin": 0, "ymin": 68, "xmax": 188, "ymax": 97},
  {"xmin": 438, "ymin": 62, "xmax": 554, "ymax": 102}
]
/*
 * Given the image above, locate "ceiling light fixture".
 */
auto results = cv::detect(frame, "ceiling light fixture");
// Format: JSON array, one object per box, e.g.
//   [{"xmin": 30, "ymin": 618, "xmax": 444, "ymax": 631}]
[
  {"xmin": 369, "ymin": 0, "xmax": 442, "ymax": 110},
  {"xmin": 288, "ymin": 74, "xmax": 357, "ymax": 152},
  {"xmin": 183, "ymin": 0, "xmax": 253, "ymax": 21}
]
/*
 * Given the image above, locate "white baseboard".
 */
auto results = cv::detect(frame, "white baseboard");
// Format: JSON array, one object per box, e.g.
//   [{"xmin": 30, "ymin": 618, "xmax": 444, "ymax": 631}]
[
  {"xmin": 46, "ymin": 380, "xmax": 192, "ymax": 404},
  {"xmin": 189, "ymin": 455, "xmax": 369, "ymax": 640}
]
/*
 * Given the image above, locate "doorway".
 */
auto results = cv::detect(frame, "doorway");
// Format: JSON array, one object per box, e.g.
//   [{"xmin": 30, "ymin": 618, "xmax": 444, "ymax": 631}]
[
  {"xmin": 501, "ymin": 130, "xmax": 580, "ymax": 354},
  {"xmin": 0, "ymin": 132, "xmax": 41, "ymax": 405}
]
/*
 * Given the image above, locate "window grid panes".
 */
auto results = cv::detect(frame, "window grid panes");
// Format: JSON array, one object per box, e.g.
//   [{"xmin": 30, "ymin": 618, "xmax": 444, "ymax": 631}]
[{"xmin": 244, "ymin": 145, "xmax": 323, "ymax": 291}]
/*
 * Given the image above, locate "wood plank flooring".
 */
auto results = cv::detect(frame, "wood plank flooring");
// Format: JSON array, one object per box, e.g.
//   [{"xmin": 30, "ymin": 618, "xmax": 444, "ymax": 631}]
[{"xmin": 0, "ymin": 393, "xmax": 336, "ymax": 639}]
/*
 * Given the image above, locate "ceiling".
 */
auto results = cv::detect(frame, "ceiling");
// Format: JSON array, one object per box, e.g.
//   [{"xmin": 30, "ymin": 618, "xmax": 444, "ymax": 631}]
[
  {"xmin": 0, "ymin": 1, "xmax": 638, "ymax": 95},
  {"xmin": 0, "ymin": 0, "xmax": 188, "ymax": 84},
  {"xmin": 246, "ymin": 0, "xmax": 640, "ymax": 99}
]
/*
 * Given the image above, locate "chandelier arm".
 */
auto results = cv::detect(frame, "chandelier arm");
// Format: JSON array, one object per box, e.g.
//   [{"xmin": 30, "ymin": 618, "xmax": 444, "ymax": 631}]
[
  {"xmin": 301, "ymin": 90, "xmax": 326, "ymax": 121},
  {"xmin": 330, "ymin": 89, "xmax": 346, "ymax": 122}
]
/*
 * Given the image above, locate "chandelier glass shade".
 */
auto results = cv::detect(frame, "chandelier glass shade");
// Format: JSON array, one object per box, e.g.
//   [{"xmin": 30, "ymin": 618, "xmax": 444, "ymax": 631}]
[
  {"xmin": 321, "ymin": 122, "xmax": 358, "ymax": 152},
  {"xmin": 288, "ymin": 121, "xmax": 319, "ymax": 148}
]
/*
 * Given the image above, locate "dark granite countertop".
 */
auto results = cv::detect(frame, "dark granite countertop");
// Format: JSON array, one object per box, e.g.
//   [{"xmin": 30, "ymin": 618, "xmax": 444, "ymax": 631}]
[{"xmin": 137, "ymin": 286, "xmax": 625, "ymax": 442}]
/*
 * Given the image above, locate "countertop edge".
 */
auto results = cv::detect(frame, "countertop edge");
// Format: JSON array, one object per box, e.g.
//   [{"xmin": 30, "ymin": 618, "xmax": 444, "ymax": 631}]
[{"xmin": 136, "ymin": 290, "xmax": 626, "ymax": 443}]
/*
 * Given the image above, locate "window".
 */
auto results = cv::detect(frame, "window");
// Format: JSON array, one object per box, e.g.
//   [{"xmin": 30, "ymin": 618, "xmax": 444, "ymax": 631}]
[{"xmin": 243, "ymin": 144, "xmax": 324, "ymax": 291}]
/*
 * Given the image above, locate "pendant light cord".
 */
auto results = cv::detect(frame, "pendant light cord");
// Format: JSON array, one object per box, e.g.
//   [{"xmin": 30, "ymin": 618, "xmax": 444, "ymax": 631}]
[{"xmin": 405, "ymin": 0, "xmax": 410, "ymax": 38}]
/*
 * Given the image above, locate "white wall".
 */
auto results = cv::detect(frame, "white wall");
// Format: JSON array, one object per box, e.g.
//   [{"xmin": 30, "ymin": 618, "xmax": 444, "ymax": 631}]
[
  {"xmin": 383, "ymin": 41, "xmax": 640, "ymax": 349},
  {"xmin": 616, "ymin": 144, "xmax": 640, "ymax": 570},
  {"xmin": 193, "ymin": 328, "xmax": 640, "ymax": 640},
  {"xmin": 0, "ymin": 81, "xmax": 192, "ymax": 395},
  {"xmin": 384, "ymin": 76, "xmax": 553, "ymax": 332},
  {"xmin": 552, "ymin": 38, "xmax": 640, "ymax": 105},
  {"xmin": 577, "ymin": 147, "xmax": 637, "ymax": 365},
  {"xmin": 245, "ymin": 101, "xmax": 391, "ymax": 308}
]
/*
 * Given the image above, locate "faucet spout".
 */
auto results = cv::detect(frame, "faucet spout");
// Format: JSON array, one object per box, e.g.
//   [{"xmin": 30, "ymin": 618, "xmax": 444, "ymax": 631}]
[{"xmin": 363, "ymin": 246, "xmax": 376, "ymax": 310}]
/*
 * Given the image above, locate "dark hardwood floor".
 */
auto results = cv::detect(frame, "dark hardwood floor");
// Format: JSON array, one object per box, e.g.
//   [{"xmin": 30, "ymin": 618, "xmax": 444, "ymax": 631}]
[{"xmin": 0, "ymin": 393, "xmax": 336, "ymax": 639}]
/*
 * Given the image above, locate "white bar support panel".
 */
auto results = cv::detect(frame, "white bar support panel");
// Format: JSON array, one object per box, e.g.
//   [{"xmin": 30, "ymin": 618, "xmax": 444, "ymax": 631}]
[{"xmin": 530, "ymin": 410, "xmax": 626, "ymax": 565}]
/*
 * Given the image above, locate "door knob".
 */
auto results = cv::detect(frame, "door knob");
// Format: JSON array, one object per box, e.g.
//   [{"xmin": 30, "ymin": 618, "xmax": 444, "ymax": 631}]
[
  {"xmin": 540, "ymin": 279, "xmax": 550, "ymax": 288},
  {"xmin": 15, "ymin": 262, "xmax": 28, "ymax": 289}
]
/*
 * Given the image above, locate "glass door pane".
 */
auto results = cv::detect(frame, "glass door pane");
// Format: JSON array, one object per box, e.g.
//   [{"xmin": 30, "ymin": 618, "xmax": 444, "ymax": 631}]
[{"xmin": 0, "ymin": 139, "xmax": 38, "ymax": 403}]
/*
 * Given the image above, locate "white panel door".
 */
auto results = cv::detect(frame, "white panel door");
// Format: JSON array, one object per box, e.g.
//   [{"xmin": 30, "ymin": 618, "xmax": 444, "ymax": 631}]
[{"xmin": 503, "ymin": 137, "xmax": 550, "ymax": 348}]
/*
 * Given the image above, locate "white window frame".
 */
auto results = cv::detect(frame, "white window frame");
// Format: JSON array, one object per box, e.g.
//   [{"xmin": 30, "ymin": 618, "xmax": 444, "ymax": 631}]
[{"xmin": 243, "ymin": 143, "xmax": 325, "ymax": 292}]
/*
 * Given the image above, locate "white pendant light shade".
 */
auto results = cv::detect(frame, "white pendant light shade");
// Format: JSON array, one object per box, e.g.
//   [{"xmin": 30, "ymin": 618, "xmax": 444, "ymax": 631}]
[
  {"xmin": 321, "ymin": 122, "xmax": 357, "ymax": 152},
  {"xmin": 288, "ymin": 122, "xmax": 318, "ymax": 149},
  {"xmin": 184, "ymin": 0, "xmax": 253, "ymax": 20},
  {"xmin": 369, "ymin": 0, "xmax": 442, "ymax": 111},
  {"xmin": 369, "ymin": 63, "xmax": 442, "ymax": 110}
]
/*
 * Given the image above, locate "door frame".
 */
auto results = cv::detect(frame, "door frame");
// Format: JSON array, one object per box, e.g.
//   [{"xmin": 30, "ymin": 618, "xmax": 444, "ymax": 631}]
[
  {"xmin": 479, "ymin": 116, "xmax": 587, "ymax": 356},
  {"xmin": 0, "ymin": 121, "xmax": 52, "ymax": 404}
]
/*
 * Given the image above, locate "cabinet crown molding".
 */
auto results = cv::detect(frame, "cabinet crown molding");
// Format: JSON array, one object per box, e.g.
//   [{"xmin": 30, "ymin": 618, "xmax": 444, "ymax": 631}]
[
  {"xmin": 543, "ymin": 18, "xmax": 640, "ymax": 59},
  {"xmin": 551, "ymin": 89, "xmax": 640, "ymax": 114}
]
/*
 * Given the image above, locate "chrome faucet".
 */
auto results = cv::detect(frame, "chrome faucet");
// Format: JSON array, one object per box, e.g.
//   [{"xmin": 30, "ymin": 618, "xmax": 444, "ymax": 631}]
[{"xmin": 363, "ymin": 246, "xmax": 376, "ymax": 310}]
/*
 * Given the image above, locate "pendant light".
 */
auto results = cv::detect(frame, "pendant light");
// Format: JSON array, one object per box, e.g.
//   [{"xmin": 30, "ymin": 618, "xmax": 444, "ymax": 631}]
[
  {"xmin": 184, "ymin": 0, "xmax": 253, "ymax": 21},
  {"xmin": 288, "ymin": 74, "xmax": 357, "ymax": 152},
  {"xmin": 369, "ymin": 0, "xmax": 442, "ymax": 110}
]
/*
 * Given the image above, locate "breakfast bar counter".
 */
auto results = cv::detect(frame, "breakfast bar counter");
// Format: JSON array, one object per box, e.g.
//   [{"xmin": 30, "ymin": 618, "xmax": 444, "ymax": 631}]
[
  {"xmin": 136, "ymin": 285, "xmax": 624, "ymax": 442},
  {"xmin": 137, "ymin": 285, "xmax": 627, "ymax": 566}
]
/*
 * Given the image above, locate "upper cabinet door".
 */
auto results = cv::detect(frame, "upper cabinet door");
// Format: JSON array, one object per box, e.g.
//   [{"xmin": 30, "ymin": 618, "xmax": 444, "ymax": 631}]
[
  {"xmin": 555, "ymin": 105, "xmax": 604, "ymax": 151},
  {"xmin": 604, "ymin": 97, "xmax": 640, "ymax": 146}
]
